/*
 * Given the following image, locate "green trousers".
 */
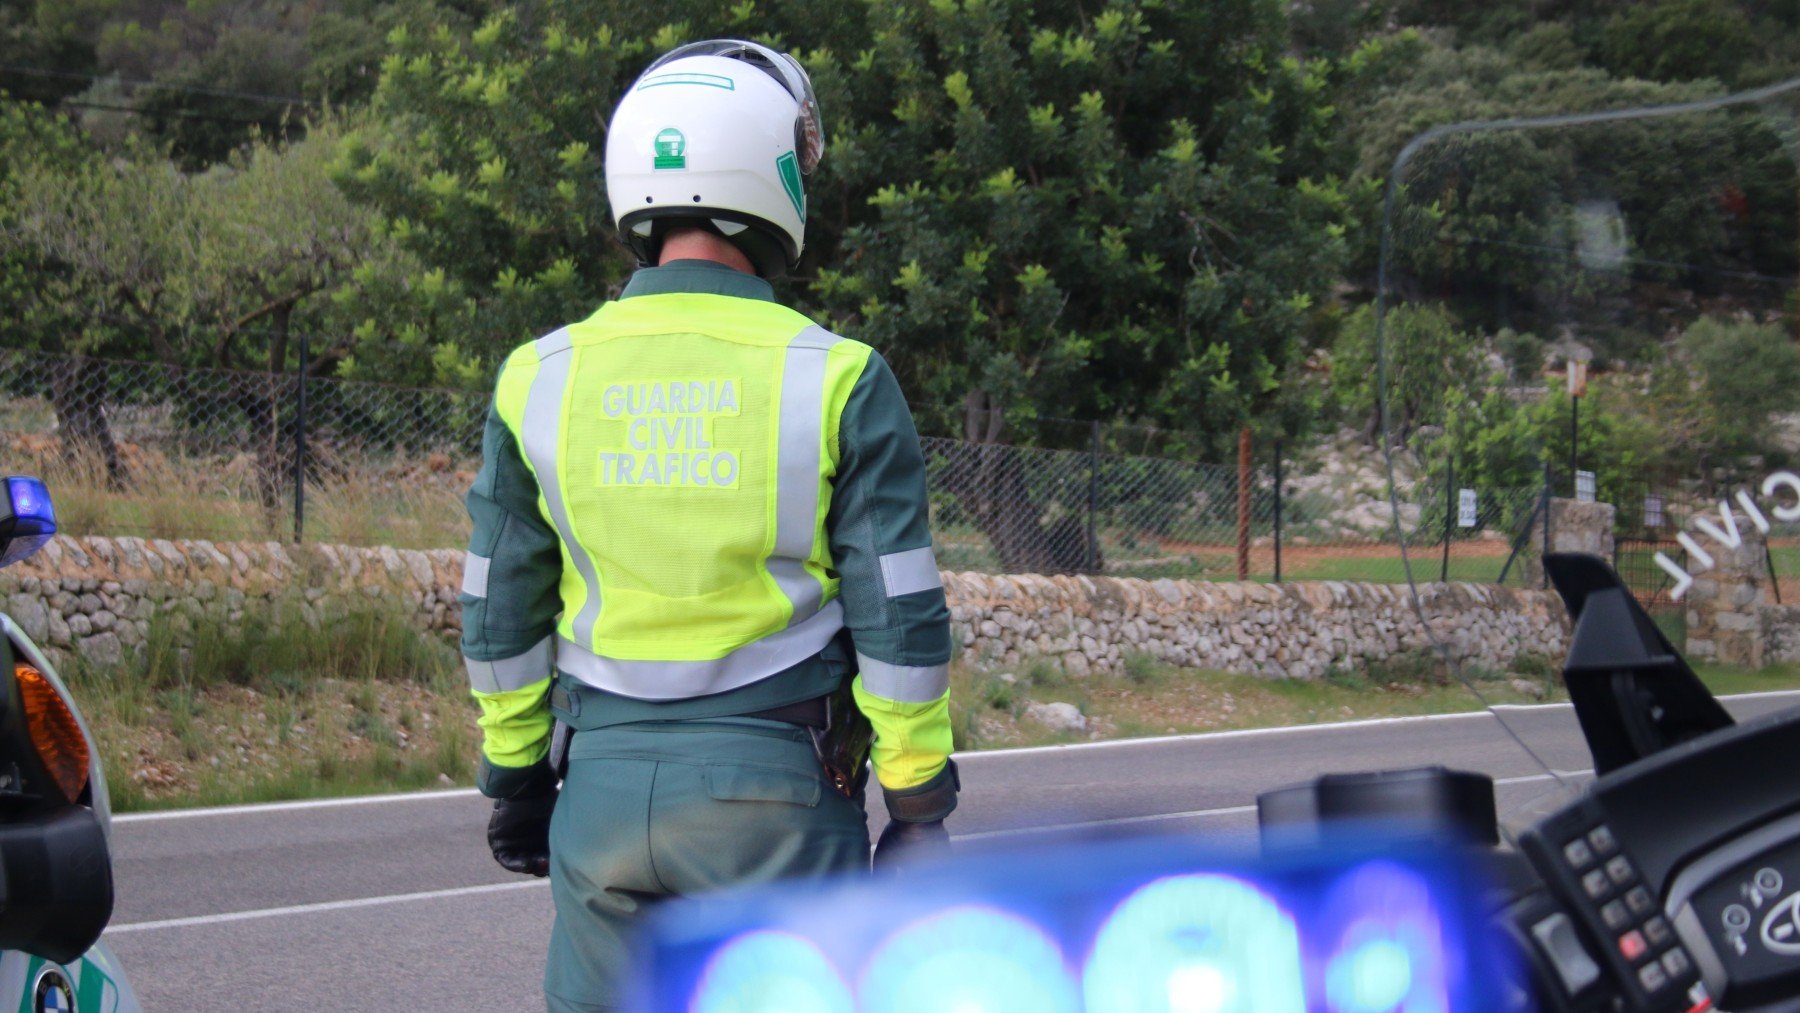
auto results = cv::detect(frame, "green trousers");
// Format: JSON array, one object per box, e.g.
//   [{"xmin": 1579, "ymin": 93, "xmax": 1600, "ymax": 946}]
[{"xmin": 544, "ymin": 719, "xmax": 870, "ymax": 1012}]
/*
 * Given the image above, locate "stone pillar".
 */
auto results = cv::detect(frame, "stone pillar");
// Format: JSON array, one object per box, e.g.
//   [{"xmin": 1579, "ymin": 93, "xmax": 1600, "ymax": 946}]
[
  {"xmin": 1685, "ymin": 510, "xmax": 1768, "ymax": 667},
  {"xmin": 1523, "ymin": 498, "xmax": 1616, "ymax": 587}
]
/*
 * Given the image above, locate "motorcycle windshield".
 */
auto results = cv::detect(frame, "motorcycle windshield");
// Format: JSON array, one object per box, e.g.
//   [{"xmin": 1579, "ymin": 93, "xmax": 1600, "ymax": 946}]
[{"xmin": 1373, "ymin": 77, "xmax": 1800, "ymax": 842}]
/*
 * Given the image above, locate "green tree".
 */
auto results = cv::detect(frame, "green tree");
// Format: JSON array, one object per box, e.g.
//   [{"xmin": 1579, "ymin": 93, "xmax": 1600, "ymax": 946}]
[
  {"xmin": 1329, "ymin": 302, "xmax": 1487, "ymax": 441},
  {"xmin": 1344, "ymin": 36, "xmax": 1797, "ymax": 353},
  {"xmin": 9, "ymin": 121, "xmax": 388, "ymax": 371},
  {"xmin": 0, "ymin": 0, "xmax": 97, "ymax": 104},
  {"xmin": 817, "ymin": 0, "xmax": 1347, "ymax": 444},
  {"xmin": 3, "ymin": 119, "xmax": 406, "ymax": 492},
  {"xmin": 0, "ymin": 100, "xmax": 120, "ymax": 473},
  {"xmin": 1431, "ymin": 376, "xmax": 1661, "ymax": 506},
  {"xmin": 1664, "ymin": 316, "xmax": 1800, "ymax": 474},
  {"xmin": 1598, "ymin": 0, "xmax": 1759, "ymax": 88},
  {"xmin": 335, "ymin": 0, "xmax": 1350, "ymax": 570},
  {"xmin": 335, "ymin": 1, "xmax": 869, "ymax": 382},
  {"xmin": 3, "ymin": 0, "xmax": 429, "ymax": 166}
]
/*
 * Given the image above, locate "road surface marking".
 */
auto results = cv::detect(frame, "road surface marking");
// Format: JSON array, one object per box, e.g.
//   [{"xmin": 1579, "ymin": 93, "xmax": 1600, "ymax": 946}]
[
  {"xmin": 113, "ymin": 787, "xmax": 482, "ymax": 824},
  {"xmin": 105, "ymin": 880, "xmax": 548, "ymax": 934},
  {"xmin": 951, "ymin": 768, "xmax": 1593, "ymax": 841},
  {"xmin": 960, "ymin": 690, "xmax": 1798, "ymax": 760},
  {"xmin": 105, "ymin": 768, "xmax": 1602, "ymax": 932},
  {"xmin": 110, "ymin": 691, "xmax": 1792, "ymax": 824},
  {"xmin": 952, "ymin": 804, "xmax": 1259, "ymax": 840}
]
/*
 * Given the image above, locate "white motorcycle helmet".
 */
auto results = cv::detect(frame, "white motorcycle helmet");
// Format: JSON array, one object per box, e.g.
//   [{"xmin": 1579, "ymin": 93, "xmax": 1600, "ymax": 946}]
[{"xmin": 606, "ymin": 39, "xmax": 824, "ymax": 278}]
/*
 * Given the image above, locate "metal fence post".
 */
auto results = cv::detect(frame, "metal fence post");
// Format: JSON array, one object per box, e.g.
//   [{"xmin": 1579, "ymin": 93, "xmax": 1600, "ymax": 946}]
[
  {"xmin": 1272, "ymin": 440, "xmax": 1283, "ymax": 584},
  {"xmin": 1086, "ymin": 420, "xmax": 1100, "ymax": 574},
  {"xmin": 1441, "ymin": 461, "xmax": 1453, "ymax": 583},
  {"xmin": 293, "ymin": 334, "xmax": 309, "ymax": 544},
  {"xmin": 1540, "ymin": 460, "xmax": 1552, "ymax": 589},
  {"xmin": 1767, "ymin": 543, "xmax": 1783, "ymax": 606},
  {"xmin": 1236, "ymin": 427, "xmax": 1251, "ymax": 581}
]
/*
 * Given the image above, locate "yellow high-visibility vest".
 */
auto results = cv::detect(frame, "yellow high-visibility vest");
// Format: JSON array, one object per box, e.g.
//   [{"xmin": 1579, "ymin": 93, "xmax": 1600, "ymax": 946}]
[{"xmin": 492, "ymin": 291, "xmax": 874, "ymax": 700}]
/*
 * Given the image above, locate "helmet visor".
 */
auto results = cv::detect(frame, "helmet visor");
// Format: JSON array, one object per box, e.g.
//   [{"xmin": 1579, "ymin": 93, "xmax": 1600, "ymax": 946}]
[{"xmin": 644, "ymin": 39, "xmax": 825, "ymax": 174}]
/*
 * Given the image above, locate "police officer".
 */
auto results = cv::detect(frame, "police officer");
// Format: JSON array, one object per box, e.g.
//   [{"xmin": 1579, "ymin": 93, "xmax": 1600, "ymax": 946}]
[{"xmin": 458, "ymin": 40, "xmax": 958, "ymax": 1011}]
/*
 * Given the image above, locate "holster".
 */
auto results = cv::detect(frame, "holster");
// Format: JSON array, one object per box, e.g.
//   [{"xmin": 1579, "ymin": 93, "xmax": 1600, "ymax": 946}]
[
  {"xmin": 808, "ymin": 677, "xmax": 873, "ymax": 799},
  {"xmin": 547, "ymin": 718, "xmax": 574, "ymax": 780}
]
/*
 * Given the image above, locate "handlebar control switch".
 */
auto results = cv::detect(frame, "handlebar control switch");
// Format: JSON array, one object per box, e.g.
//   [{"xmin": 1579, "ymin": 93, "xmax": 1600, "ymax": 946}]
[
  {"xmin": 1521, "ymin": 804, "xmax": 1705, "ymax": 1010},
  {"xmin": 1533, "ymin": 911, "xmax": 1605, "ymax": 995}
]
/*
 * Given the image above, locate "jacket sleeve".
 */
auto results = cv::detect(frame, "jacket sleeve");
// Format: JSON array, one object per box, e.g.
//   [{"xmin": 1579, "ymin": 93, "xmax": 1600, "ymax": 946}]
[
  {"xmin": 826, "ymin": 352, "xmax": 956, "ymax": 802},
  {"xmin": 461, "ymin": 363, "xmax": 565, "ymax": 799}
]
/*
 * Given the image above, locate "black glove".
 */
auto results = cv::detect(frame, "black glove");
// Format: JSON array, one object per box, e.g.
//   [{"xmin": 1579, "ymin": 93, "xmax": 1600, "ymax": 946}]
[
  {"xmin": 873, "ymin": 759, "xmax": 959, "ymax": 873},
  {"xmin": 486, "ymin": 762, "xmax": 558, "ymax": 878},
  {"xmin": 873, "ymin": 818, "xmax": 949, "ymax": 872}
]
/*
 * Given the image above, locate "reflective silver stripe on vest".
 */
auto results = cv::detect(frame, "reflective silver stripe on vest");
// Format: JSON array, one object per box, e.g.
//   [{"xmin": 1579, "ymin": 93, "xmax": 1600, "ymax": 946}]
[
  {"xmin": 768, "ymin": 325, "xmax": 841, "ymax": 626},
  {"xmin": 466, "ymin": 635, "xmax": 555, "ymax": 695},
  {"xmin": 461, "ymin": 553, "xmax": 491, "ymax": 598},
  {"xmin": 856, "ymin": 652, "xmax": 950, "ymax": 703},
  {"xmin": 517, "ymin": 328, "xmax": 606, "ymax": 643},
  {"xmin": 556, "ymin": 599, "xmax": 845, "ymax": 700},
  {"xmin": 878, "ymin": 546, "xmax": 941, "ymax": 598}
]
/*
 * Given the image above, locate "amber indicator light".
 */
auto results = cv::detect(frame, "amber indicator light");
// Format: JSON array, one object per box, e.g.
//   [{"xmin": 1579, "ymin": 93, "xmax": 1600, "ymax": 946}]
[{"xmin": 16, "ymin": 664, "xmax": 88, "ymax": 804}]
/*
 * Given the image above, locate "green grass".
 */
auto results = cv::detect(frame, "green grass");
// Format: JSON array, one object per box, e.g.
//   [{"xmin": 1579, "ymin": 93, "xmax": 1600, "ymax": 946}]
[
  {"xmin": 111, "ymin": 740, "xmax": 475, "ymax": 813},
  {"xmin": 1695, "ymin": 662, "xmax": 1800, "ymax": 697},
  {"xmin": 1770, "ymin": 543, "xmax": 1800, "ymax": 570},
  {"xmin": 1261, "ymin": 552, "xmax": 1513, "ymax": 584},
  {"xmin": 16, "ymin": 442, "xmax": 470, "ymax": 550},
  {"xmin": 64, "ymin": 592, "xmax": 477, "ymax": 811},
  {"xmin": 947, "ymin": 650, "xmax": 1567, "ymax": 751},
  {"xmin": 949, "ymin": 649, "xmax": 1800, "ymax": 754}
]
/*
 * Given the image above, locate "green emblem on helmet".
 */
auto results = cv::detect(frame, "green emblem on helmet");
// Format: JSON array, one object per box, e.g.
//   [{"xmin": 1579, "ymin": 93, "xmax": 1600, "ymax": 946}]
[
  {"xmin": 654, "ymin": 128, "xmax": 687, "ymax": 170},
  {"xmin": 776, "ymin": 151, "xmax": 804, "ymax": 218}
]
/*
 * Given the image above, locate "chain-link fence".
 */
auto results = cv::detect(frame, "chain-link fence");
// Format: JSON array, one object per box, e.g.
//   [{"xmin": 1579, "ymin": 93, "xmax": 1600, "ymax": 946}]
[
  {"xmin": 0, "ymin": 346, "xmax": 1549, "ymax": 582},
  {"xmin": 0, "ymin": 346, "xmax": 484, "ymax": 549}
]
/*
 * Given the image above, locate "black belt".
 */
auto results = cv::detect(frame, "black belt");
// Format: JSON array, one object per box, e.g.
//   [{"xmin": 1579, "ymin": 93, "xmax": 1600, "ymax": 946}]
[
  {"xmin": 742, "ymin": 695, "xmax": 828, "ymax": 729},
  {"xmin": 550, "ymin": 678, "xmax": 829, "ymax": 729}
]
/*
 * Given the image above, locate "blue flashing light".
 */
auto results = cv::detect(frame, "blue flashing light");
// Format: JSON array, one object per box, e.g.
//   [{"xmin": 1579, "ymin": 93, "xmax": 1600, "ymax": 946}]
[
  {"xmin": 1084, "ymin": 874, "xmax": 1306, "ymax": 1013},
  {"xmin": 1329, "ymin": 938, "xmax": 1415, "ymax": 1011},
  {"xmin": 642, "ymin": 835, "xmax": 1510, "ymax": 1013},
  {"xmin": 0, "ymin": 475, "xmax": 55, "ymax": 568},
  {"xmin": 859, "ymin": 906, "xmax": 1078, "ymax": 1013},
  {"xmin": 690, "ymin": 930, "xmax": 853, "ymax": 1013},
  {"xmin": 6, "ymin": 476, "xmax": 53, "ymax": 527},
  {"xmin": 1321, "ymin": 862, "xmax": 1450, "ymax": 1013}
]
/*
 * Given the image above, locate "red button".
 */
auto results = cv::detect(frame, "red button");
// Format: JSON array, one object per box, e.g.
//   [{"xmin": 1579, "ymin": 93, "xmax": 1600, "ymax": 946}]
[{"xmin": 1619, "ymin": 931, "xmax": 1648, "ymax": 961}]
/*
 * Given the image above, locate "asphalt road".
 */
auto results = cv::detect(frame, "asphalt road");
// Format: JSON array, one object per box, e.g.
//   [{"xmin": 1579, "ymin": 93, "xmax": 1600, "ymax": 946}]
[{"xmin": 101, "ymin": 692, "xmax": 1800, "ymax": 1011}]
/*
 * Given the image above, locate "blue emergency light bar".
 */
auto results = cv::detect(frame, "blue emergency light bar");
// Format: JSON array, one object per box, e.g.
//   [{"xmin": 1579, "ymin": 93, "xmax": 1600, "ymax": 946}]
[
  {"xmin": 0, "ymin": 476, "xmax": 55, "ymax": 568},
  {"xmin": 630, "ymin": 830, "xmax": 1513, "ymax": 1012}
]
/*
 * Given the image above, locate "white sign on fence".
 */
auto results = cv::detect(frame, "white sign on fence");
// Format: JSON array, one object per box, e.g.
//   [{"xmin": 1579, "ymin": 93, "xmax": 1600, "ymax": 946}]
[
  {"xmin": 1576, "ymin": 470, "xmax": 1596, "ymax": 503},
  {"xmin": 1458, "ymin": 488, "xmax": 1478, "ymax": 528},
  {"xmin": 1644, "ymin": 494, "xmax": 1664, "ymax": 528}
]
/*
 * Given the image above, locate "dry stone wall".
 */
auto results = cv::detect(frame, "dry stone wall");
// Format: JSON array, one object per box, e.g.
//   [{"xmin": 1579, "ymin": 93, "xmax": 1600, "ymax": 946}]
[
  {"xmin": 1522, "ymin": 498, "xmax": 1616, "ymax": 588},
  {"xmin": 1768, "ymin": 605, "xmax": 1800, "ymax": 665},
  {"xmin": 0, "ymin": 536, "xmax": 463, "ymax": 669},
  {"xmin": 1674, "ymin": 507, "xmax": 1800, "ymax": 669},
  {"xmin": 0, "ymin": 535, "xmax": 1573, "ymax": 680},
  {"xmin": 1683, "ymin": 509, "xmax": 1774, "ymax": 668},
  {"xmin": 943, "ymin": 572, "xmax": 1568, "ymax": 678}
]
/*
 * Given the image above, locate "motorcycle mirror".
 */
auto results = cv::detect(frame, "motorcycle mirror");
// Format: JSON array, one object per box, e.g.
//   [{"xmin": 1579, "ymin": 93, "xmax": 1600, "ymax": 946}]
[
  {"xmin": 1544, "ymin": 553, "xmax": 1734, "ymax": 775},
  {"xmin": 1258, "ymin": 766, "xmax": 1500, "ymax": 854},
  {"xmin": 0, "ymin": 806, "xmax": 114, "ymax": 965},
  {"xmin": 0, "ymin": 476, "xmax": 56, "ymax": 569}
]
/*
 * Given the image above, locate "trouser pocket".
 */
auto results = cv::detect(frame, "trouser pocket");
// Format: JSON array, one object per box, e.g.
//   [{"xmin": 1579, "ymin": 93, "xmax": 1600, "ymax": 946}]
[{"xmin": 704, "ymin": 762, "xmax": 823, "ymax": 807}]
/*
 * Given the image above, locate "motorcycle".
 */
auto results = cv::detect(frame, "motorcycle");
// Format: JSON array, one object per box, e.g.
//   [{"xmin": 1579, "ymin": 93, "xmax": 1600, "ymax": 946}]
[
  {"xmin": 0, "ymin": 475, "xmax": 141, "ymax": 1012},
  {"xmin": 627, "ymin": 551, "xmax": 1800, "ymax": 1011},
  {"xmin": 1261, "ymin": 552, "xmax": 1800, "ymax": 1011}
]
